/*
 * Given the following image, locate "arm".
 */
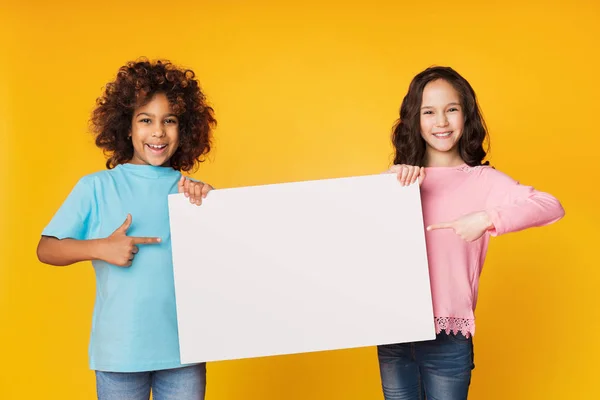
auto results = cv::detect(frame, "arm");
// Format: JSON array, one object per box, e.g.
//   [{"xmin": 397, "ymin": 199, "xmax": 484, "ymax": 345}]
[
  {"xmin": 37, "ymin": 236, "xmax": 103, "ymax": 266},
  {"xmin": 39, "ymin": 177, "xmax": 96, "ymax": 265},
  {"xmin": 427, "ymin": 167, "xmax": 565, "ymax": 242},
  {"xmin": 483, "ymin": 169, "xmax": 565, "ymax": 236},
  {"xmin": 38, "ymin": 212, "xmax": 161, "ymax": 267}
]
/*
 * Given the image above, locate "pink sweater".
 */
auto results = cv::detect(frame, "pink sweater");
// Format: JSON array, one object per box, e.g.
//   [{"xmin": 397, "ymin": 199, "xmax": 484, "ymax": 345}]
[{"xmin": 420, "ymin": 164, "xmax": 565, "ymax": 337}]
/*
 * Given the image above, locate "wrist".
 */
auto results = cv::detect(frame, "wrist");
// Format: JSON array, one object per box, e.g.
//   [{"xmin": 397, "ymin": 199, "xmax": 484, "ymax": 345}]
[
  {"xmin": 480, "ymin": 211, "xmax": 494, "ymax": 230},
  {"xmin": 89, "ymin": 239, "xmax": 106, "ymax": 261}
]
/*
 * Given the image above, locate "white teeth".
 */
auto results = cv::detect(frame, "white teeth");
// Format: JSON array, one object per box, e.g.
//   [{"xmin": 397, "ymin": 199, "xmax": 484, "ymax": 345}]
[
  {"xmin": 434, "ymin": 132, "xmax": 452, "ymax": 137},
  {"xmin": 148, "ymin": 144, "xmax": 167, "ymax": 149}
]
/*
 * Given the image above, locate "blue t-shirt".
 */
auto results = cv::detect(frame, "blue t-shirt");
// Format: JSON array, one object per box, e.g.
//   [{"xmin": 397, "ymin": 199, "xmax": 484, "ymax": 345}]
[{"xmin": 43, "ymin": 163, "xmax": 189, "ymax": 372}]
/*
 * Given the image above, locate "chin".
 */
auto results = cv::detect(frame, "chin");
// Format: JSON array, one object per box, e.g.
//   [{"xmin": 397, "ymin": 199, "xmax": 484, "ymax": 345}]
[
  {"xmin": 144, "ymin": 158, "xmax": 168, "ymax": 167},
  {"xmin": 435, "ymin": 146, "xmax": 456, "ymax": 153},
  {"xmin": 143, "ymin": 153, "xmax": 171, "ymax": 167}
]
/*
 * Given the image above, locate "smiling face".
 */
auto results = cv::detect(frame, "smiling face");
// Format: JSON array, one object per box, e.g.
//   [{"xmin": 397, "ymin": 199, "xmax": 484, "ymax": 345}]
[
  {"xmin": 129, "ymin": 92, "xmax": 180, "ymax": 167},
  {"xmin": 419, "ymin": 79, "xmax": 465, "ymax": 166}
]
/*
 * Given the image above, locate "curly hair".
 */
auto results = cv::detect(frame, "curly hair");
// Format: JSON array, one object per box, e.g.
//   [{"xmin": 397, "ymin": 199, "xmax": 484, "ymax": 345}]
[
  {"xmin": 392, "ymin": 66, "xmax": 489, "ymax": 167},
  {"xmin": 91, "ymin": 58, "xmax": 216, "ymax": 171}
]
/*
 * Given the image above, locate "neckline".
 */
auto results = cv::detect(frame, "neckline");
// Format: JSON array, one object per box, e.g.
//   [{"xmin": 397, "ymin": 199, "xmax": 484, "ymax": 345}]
[
  {"xmin": 424, "ymin": 163, "xmax": 469, "ymax": 170},
  {"xmin": 116, "ymin": 163, "xmax": 180, "ymax": 178}
]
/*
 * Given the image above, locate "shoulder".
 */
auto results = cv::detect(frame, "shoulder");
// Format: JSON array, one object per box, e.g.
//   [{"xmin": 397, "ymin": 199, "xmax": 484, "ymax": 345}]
[
  {"xmin": 477, "ymin": 165, "xmax": 519, "ymax": 185},
  {"xmin": 72, "ymin": 168, "xmax": 126, "ymax": 194},
  {"xmin": 77, "ymin": 168, "xmax": 112, "ymax": 184}
]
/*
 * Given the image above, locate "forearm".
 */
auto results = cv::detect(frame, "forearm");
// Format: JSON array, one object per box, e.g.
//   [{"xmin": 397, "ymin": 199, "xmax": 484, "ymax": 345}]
[
  {"xmin": 486, "ymin": 192, "xmax": 565, "ymax": 236},
  {"xmin": 37, "ymin": 236, "xmax": 104, "ymax": 266}
]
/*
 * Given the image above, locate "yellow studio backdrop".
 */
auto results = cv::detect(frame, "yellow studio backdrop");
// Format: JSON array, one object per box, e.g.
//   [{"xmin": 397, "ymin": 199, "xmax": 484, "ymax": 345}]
[{"xmin": 1, "ymin": 0, "xmax": 598, "ymax": 398}]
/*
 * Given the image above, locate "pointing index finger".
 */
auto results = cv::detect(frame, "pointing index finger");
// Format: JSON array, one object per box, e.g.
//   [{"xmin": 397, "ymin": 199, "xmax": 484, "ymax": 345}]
[
  {"xmin": 131, "ymin": 237, "xmax": 162, "ymax": 245},
  {"xmin": 427, "ymin": 222, "xmax": 454, "ymax": 231}
]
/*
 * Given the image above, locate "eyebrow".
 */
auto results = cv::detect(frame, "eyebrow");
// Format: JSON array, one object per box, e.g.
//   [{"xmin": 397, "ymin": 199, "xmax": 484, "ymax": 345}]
[
  {"xmin": 421, "ymin": 102, "xmax": 461, "ymax": 110},
  {"xmin": 135, "ymin": 112, "xmax": 178, "ymax": 118}
]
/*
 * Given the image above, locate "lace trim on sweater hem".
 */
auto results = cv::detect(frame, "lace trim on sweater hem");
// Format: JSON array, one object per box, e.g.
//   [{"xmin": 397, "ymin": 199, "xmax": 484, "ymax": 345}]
[{"xmin": 434, "ymin": 317, "xmax": 474, "ymax": 338}]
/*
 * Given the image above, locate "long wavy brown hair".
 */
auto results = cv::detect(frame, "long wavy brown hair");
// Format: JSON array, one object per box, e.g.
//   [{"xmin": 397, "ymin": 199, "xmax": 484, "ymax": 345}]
[
  {"xmin": 91, "ymin": 58, "xmax": 216, "ymax": 171},
  {"xmin": 392, "ymin": 66, "xmax": 489, "ymax": 167}
]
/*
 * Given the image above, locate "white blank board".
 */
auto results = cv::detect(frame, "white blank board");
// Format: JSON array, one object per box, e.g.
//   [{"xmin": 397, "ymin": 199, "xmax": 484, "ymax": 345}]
[{"xmin": 168, "ymin": 173, "xmax": 435, "ymax": 364}]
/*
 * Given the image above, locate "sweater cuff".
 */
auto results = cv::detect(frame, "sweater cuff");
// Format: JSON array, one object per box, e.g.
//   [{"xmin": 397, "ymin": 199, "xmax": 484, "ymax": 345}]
[{"xmin": 485, "ymin": 208, "xmax": 504, "ymax": 237}]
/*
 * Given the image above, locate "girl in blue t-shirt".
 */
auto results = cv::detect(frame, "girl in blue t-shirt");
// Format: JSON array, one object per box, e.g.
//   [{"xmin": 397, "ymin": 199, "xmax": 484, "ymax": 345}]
[{"xmin": 37, "ymin": 59, "xmax": 216, "ymax": 400}]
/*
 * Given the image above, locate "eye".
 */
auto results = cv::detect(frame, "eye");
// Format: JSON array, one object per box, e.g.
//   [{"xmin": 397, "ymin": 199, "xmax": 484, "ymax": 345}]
[
  {"xmin": 165, "ymin": 118, "xmax": 178, "ymax": 124},
  {"xmin": 422, "ymin": 110, "xmax": 433, "ymax": 115},
  {"xmin": 139, "ymin": 118, "xmax": 152, "ymax": 124},
  {"xmin": 448, "ymin": 107, "xmax": 460, "ymax": 112}
]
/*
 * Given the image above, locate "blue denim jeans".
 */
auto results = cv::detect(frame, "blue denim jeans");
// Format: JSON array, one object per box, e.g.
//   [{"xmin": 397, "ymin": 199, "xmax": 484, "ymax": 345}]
[
  {"xmin": 95, "ymin": 364, "xmax": 206, "ymax": 400},
  {"xmin": 377, "ymin": 332, "xmax": 474, "ymax": 400}
]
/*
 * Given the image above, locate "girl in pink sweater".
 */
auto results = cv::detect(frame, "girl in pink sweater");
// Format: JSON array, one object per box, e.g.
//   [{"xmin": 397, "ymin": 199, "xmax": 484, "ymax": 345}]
[{"xmin": 377, "ymin": 66, "xmax": 564, "ymax": 400}]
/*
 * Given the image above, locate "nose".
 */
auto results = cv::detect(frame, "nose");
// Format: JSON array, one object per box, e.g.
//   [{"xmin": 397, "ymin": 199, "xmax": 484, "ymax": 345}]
[
  {"xmin": 435, "ymin": 113, "xmax": 449, "ymax": 128},
  {"xmin": 152, "ymin": 123, "xmax": 166, "ymax": 138}
]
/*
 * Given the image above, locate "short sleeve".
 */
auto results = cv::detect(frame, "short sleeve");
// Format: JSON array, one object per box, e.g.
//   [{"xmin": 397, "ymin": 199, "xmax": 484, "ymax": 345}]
[{"xmin": 42, "ymin": 176, "xmax": 95, "ymax": 240}]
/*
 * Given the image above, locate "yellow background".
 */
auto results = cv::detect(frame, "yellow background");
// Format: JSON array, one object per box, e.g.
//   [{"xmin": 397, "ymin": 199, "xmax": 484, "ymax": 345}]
[{"xmin": 1, "ymin": 0, "xmax": 598, "ymax": 398}]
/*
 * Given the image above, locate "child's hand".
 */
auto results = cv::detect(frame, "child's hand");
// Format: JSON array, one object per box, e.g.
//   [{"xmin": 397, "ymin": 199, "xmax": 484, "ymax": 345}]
[
  {"xmin": 178, "ymin": 176, "xmax": 213, "ymax": 206},
  {"xmin": 99, "ymin": 214, "xmax": 161, "ymax": 267},
  {"xmin": 387, "ymin": 164, "xmax": 425, "ymax": 186},
  {"xmin": 427, "ymin": 211, "xmax": 494, "ymax": 242}
]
